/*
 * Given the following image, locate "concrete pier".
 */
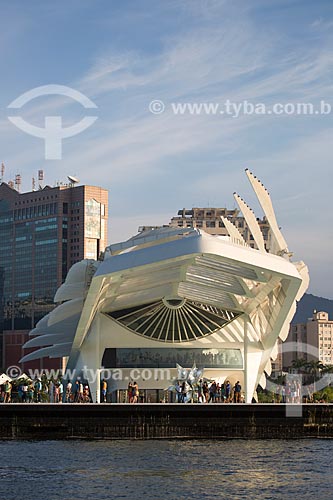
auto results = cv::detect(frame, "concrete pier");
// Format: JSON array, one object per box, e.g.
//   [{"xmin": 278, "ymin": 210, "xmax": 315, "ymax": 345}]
[{"xmin": 0, "ymin": 404, "xmax": 333, "ymax": 440}]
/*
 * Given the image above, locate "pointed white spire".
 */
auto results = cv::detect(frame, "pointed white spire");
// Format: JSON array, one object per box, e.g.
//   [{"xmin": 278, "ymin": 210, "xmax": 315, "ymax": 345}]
[
  {"xmin": 245, "ymin": 169, "xmax": 289, "ymax": 255},
  {"xmin": 233, "ymin": 193, "xmax": 266, "ymax": 252},
  {"xmin": 220, "ymin": 215, "xmax": 247, "ymax": 246}
]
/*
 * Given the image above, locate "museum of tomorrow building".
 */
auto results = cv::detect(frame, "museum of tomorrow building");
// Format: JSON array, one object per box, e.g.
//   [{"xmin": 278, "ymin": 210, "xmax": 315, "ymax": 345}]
[{"xmin": 21, "ymin": 170, "xmax": 309, "ymax": 402}]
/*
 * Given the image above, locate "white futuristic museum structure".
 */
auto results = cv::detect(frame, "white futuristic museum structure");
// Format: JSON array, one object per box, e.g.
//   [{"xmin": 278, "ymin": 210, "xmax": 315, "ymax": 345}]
[{"xmin": 21, "ymin": 170, "xmax": 309, "ymax": 403}]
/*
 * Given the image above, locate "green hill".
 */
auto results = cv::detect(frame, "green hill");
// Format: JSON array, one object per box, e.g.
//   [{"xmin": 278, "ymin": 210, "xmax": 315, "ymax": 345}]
[{"xmin": 292, "ymin": 293, "xmax": 333, "ymax": 324}]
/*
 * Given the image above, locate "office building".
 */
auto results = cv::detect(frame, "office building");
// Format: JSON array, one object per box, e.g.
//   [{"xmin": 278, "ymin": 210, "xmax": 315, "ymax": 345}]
[{"xmin": 0, "ymin": 179, "xmax": 108, "ymax": 371}]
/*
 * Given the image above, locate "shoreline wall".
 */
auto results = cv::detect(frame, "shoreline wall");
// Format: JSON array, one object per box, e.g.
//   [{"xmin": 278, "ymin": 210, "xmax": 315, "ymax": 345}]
[{"xmin": 0, "ymin": 403, "xmax": 333, "ymax": 440}]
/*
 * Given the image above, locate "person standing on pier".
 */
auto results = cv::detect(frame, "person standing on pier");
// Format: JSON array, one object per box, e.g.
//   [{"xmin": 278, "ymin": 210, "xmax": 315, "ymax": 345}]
[
  {"xmin": 132, "ymin": 381, "xmax": 139, "ymax": 403},
  {"xmin": 21, "ymin": 384, "xmax": 28, "ymax": 403},
  {"xmin": 221, "ymin": 382, "xmax": 226, "ymax": 402},
  {"xmin": 101, "ymin": 378, "xmax": 108, "ymax": 403},
  {"xmin": 34, "ymin": 378, "xmax": 42, "ymax": 403},
  {"xmin": 65, "ymin": 380, "xmax": 72, "ymax": 403},
  {"xmin": 49, "ymin": 380, "xmax": 54, "ymax": 403},
  {"xmin": 79, "ymin": 382, "xmax": 84, "ymax": 402},
  {"xmin": 197, "ymin": 379, "xmax": 204, "ymax": 403},
  {"xmin": 58, "ymin": 380, "xmax": 64, "ymax": 403},
  {"xmin": 74, "ymin": 379, "xmax": 80, "ymax": 402},
  {"xmin": 4, "ymin": 380, "xmax": 11, "ymax": 403},
  {"xmin": 54, "ymin": 383, "xmax": 60, "ymax": 403},
  {"xmin": 225, "ymin": 380, "xmax": 231, "ymax": 402},
  {"xmin": 234, "ymin": 381, "xmax": 242, "ymax": 403},
  {"xmin": 208, "ymin": 381, "xmax": 217, "ymax": 403},
  {"xmin": 127, "ymin": 381, "xmax": 133, "ymax": 403},
  {"xmin": 175, "ymin": 380, "xmax": 182, "ymax": 403},
  {"xmin": 203, "ymin": 381, "xmax": 209, "ymax": 402}
]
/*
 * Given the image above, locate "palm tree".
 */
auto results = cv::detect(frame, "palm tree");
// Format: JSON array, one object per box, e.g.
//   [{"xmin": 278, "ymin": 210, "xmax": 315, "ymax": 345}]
[
  {"xmin": 305, "ymin": 360, "xmax": 324, "ymax": 375},
  {"xmin": 322, "ymin": 364, "xmax": 333, "ymax": 374},
  {"xmin": 291, "ymin": 358, "xmax": 308, "ymax": 373},
  {"xmin": 305, "ymin": 360, "xmax": 325, "ymax": 391}
]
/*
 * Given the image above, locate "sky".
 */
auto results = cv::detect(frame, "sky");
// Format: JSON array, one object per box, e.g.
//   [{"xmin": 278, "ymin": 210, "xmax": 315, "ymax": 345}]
[{"xmin": 0, "ymin": 0, "xmax": 332, "ymax": 299}]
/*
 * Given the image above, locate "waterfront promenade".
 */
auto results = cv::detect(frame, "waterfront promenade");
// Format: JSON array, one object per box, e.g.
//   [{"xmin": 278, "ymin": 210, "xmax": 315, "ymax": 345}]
[{"xmin": 0, "ymin": 403, "xmax": 333, "ymax": 440}]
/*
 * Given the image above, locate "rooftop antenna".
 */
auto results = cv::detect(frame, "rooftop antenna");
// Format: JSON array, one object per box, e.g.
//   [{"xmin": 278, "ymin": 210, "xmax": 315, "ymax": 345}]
[
  {"xmin": 38, "ymin": 169, "xmax": 44, "ymax": 189},
  {"xmin": 32, "ymin": 177, "xmax": 36, "ymax": 191},
  {"xmin": 0, "ymin": 162, "xmax": 4, "ymax": 183},
  {"xmin": 15, "ymin": 174, "xmax": 22, "ymax": 192},
  {"xmin": 67, "ymin": 175, "xmax": 80, "ymax": 187}
]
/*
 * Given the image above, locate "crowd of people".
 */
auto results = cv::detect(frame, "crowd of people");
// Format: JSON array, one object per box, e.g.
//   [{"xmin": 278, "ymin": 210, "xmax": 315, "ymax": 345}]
[
  {"xmin": 1, "ymin": 376, "xmax": 325, "ymax": 404},
  {"xmin": 0, "ymin": 377, "xmax": 91, "ymax": 403},
  {"xmin": 175, "ymin": 379, "xmax": 243, "ymax": 403},
  {"xmin": 2, "ymin": 377, "xmax": 243, "ymax": 404},
  {"xmin": 272, "ymin": 380, "xmax": 317, "ymax": 403}
]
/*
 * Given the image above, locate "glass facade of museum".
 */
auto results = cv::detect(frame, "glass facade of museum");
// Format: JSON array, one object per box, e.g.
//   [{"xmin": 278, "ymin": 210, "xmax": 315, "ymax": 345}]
[
  {"xmin": 102, "ymin": 348, "xmax": 243, "ymax": 402},
  {"xmin": 102, "ymin": 348, "xmax": 243, "ymax": 369}
]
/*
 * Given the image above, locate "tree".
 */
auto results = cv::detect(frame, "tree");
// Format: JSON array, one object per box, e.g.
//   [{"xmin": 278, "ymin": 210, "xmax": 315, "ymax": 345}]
[
  {"xmin": 304, "ymin": 360, "xmax": 325, "ymax": 392},
  {"xmin": 305, "ymin": 360, "xmax": 324, "ymax": 377},
  {"xmin": 322, "ymin": 364, "xmax": 333, "ymax": 374},
  {"xmin": 291, "ymin": 358, "xmax": 308, "ymax": 373}
]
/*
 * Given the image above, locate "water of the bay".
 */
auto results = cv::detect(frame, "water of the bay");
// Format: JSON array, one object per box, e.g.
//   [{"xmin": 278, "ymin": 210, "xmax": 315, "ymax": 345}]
[{"xmin": 0, "ymin": 439, "xmax": 332, "ymax": 500}]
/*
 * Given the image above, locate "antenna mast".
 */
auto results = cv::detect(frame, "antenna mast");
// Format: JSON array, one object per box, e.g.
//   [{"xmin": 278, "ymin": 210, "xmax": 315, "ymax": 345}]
[
  {"xmin": 15, "ymin": 174, "xmax": 22, "ymax": 192},
  {"xmin": 38, "ymin": 169, "xmax": 44, "ymax": 189}
]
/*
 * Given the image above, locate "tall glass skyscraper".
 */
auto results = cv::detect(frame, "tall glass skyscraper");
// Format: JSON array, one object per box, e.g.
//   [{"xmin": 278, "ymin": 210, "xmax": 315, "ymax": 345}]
[{"xmin": 0, "ymin": 181, "xmax": 108, "ymax": 371}]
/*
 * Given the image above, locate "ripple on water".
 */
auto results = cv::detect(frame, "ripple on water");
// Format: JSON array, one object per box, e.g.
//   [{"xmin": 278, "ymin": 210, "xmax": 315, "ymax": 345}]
[{"xmin": 0, "ymin": 439, "xmax": 332, "ymax": 500}]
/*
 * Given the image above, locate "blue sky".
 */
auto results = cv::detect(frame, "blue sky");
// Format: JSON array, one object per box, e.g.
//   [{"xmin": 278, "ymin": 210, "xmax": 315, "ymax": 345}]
[{"xmin": 0, "ymin": 0, "xmax": 332, "ymax": 298}]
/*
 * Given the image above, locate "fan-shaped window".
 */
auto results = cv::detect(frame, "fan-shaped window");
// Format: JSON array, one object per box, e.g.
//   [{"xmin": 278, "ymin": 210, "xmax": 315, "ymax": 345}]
[{"xmin": 107, "ymin": 299, "xmax": 240, "ymax": 343}]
